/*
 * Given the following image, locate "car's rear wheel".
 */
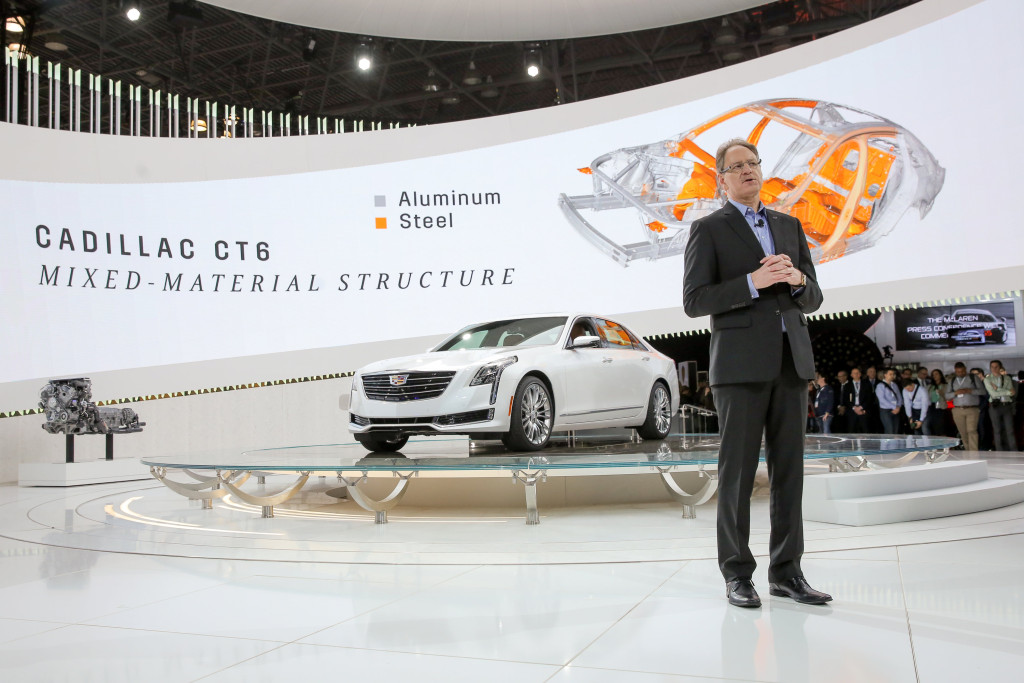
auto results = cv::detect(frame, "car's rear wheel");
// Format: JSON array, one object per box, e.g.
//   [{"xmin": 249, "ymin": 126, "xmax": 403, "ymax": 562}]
[
  {"xmin": 636, "ymin": 382, "xmax": 672, "ymax": 440},
  {"xmin": 354, "ymin": 433, "xmax": 409, "ymax": 452},
  {"xmin": 502, "ymin": 376, "xmax": 553, "ymax": 451}
]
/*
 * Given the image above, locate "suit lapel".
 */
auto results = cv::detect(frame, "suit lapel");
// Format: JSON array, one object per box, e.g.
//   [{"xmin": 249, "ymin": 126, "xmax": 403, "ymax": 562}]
[
  {"xmin": 765, "ymin": 209, "xmax": 791, "ymax": 258},
  {"xmin": 721, "ymin": 202, "xmax": 765, "ymax": 258}
]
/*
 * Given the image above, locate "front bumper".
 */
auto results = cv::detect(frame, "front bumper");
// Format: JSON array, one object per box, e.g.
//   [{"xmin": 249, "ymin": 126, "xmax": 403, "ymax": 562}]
[{"xmin": 349, "ymin": 372, "xmax": 512, "ymax": 435}]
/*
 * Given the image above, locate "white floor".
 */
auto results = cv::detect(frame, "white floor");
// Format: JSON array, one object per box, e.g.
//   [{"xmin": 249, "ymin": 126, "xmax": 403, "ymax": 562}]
[{"xmin": 1, "ymin": 453, "xmax": 1023, "ymax": 682}]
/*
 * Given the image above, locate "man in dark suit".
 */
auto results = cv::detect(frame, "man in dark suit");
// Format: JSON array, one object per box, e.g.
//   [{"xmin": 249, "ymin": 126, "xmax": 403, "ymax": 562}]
[
  {"xmin": 683, "ymin": 138, "xmax": 831, "ymax": 608},
  {"xmin": 842, "ymin": 367, "xmax": 875, "ymax": 433}
]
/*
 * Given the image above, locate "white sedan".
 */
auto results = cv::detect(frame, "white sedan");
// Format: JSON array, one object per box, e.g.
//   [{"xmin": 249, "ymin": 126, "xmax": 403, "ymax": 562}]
[{"xmin": 348, "ymin": 314, "xmax": 679, "ymax": 452}]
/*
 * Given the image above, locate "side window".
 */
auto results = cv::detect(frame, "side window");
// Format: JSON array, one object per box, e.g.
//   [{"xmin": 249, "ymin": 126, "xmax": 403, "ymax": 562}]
[
  {"xmin": 595, "ymin": 318, "xmax": 634, "ymax": 349},
  {"xmin": 567, "ymin": 317, "xmax": 599, "ymax": 347},
  {"xmin": 621, "ymin": 325, "xmax": 648, "ymax": 351}
]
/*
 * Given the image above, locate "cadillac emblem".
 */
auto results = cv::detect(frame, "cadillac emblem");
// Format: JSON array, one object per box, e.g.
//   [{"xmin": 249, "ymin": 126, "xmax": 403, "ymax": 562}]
[{"xmin": 389, "ymin": 374, "xmax": 409, "ymax": 387}]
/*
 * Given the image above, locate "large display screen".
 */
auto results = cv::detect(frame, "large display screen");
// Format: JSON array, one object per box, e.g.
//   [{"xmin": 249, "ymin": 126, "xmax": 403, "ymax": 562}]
[
  {"xmin": 894, "ymin": 301, "xmax": 1017, "ymax": 351},
  {"xmin": 2, "ymin": 0, "xmax": 1021, "ymax": 385}
]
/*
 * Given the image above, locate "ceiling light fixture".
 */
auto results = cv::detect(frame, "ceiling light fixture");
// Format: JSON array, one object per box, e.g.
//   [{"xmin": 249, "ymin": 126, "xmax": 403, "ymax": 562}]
[
  {"xmin": 126, "ymin": 5, "xmax": 141, "ymax": 22},
  {"xmin": 5, "ymin": 16, "xmax": 25, "ymax": 33},
  {"xmin": 524, "ymin": 45, "xmax": 542, "ymax": 78},
  {"xmin": 302, "ymin": 34, "xmax": 317, "ymax": 62},
  {"xmin": 423, "ymin": 69, "xmax": 440, "ymax": 92},
  {"xmin": 44, "ymin": 33, "xmax": 69, "ymax": 51},
  {"xmin": 355, "ymin": 41, "xmax": 373, "ymax": 71},
  {"xmin": 462, "ymin": 61, "xmax": 482, "ymax": 86},
  {"xmin": 714, "ymin": 18, "xmax": 738, "ymax": 46},
  {"xmin": 480, "ymin": 75, "xmax": 499, "ymax": 99}
]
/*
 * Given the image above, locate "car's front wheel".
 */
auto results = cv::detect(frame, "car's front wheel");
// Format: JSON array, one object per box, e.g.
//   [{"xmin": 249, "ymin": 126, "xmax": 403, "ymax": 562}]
[
  {"xmin": 502, "ymin": 376, "xmax": 553, "ymax": 451},
  {"xmin": 636, "ymin": 382, "xmax": 672, "ymax": 440},
  {"xmin": 354, "ymin": 433, "xmax": 409, "ymax": 452}
]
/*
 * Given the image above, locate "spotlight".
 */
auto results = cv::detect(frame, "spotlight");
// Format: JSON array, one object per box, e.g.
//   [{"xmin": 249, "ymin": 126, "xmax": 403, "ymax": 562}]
[
  {"xmin": 462, "ymin": 60, "xmax": 482, "ymax": 86},
  {"xmin": 5, "ymin": 16, "xmax": 25, "ymax": 33},
  {"xmin": 714, "ymin": 18, "xmax": 738, "ymax": 46},
  {"xmin": 423, "ymin": 69, "xmax": 440, "ymax": 92},
  {"xmin": 524, "ymin": 45, "xmax": 542, "ymax": 78},
  {"xmin": 480, "ymin": 75, "xmax": 499, "ymax": 98},
  {"xmin": 126, "ymin": 5, "xmax": 141, "ymax": 22},
  {"xmin": 302, "ymin": 34, "xmax": 317, "ymax": 62},
  {"xmin": 355, "ymin": 42, "xmax": 373, "ymax": 71}
]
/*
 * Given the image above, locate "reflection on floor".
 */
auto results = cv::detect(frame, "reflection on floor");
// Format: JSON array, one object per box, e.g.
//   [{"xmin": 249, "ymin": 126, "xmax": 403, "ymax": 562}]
[{"xmin": 0, "ymin": 451, "xmax": 1022, "ymax": 682}]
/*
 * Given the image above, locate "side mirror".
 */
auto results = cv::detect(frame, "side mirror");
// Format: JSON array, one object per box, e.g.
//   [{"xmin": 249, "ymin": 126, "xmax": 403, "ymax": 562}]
[{"xmin": 571, "ymin": 335, "xmax": 602, "ymax": 348}]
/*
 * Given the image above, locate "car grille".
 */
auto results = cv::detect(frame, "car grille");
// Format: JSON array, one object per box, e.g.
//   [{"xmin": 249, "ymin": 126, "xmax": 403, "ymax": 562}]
[
  {"xmin": 361, "ymin": 371, "xmax": 456, "ymax": 402},
  {"xmin": 349, "ymin": 409, "xmax": 494, "ymax": 427}
]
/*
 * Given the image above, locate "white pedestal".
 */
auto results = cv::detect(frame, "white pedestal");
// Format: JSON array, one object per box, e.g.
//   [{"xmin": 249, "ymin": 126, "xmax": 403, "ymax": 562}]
[
  {"xmin": 804, "ymin": 460, "xmax": 1024, "ymax": 526},
  {"xmin": 19, "ymin": 459, "xmax": 152, "ymax": 487}
]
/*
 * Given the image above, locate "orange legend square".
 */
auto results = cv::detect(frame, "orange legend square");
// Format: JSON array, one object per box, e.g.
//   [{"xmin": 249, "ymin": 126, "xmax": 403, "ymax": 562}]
[{"xmin": 375, "ymin": 217, "xmax": 387, "ymax": 230}]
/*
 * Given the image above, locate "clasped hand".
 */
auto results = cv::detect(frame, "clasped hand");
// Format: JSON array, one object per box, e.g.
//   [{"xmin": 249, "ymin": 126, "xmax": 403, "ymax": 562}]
[{"xmin": 751, "ymin": 254, "xmax": 803, "ymax": 289}]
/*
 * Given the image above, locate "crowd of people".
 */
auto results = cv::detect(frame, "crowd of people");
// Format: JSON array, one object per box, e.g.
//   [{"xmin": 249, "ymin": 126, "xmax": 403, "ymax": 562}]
[
  {"xmin": 682, "ymin": 360, "xmax": 1024, "ymax": 451},
  {"xmin": 805, "ymin": 360, "xmax": 1023, "ymax": 451}
]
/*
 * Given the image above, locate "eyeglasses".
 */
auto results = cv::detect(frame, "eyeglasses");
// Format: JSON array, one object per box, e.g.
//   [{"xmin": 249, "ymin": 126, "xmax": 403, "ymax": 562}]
[{"xmin": 720, "ymin": 159, "xmax": 762, "ymax": 174}]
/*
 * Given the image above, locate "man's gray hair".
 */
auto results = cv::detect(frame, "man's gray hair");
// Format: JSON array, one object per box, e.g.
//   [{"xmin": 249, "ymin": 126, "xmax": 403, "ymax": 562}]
[{"xmin": 715, "ymin": 138, "xmax": 759, "ymax": 173}]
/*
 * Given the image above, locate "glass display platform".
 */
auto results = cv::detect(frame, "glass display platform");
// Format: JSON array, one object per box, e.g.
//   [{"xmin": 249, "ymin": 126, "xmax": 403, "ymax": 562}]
[{"xmin": 142, "ymin": 434, "xmax": 958, "ymax": 525}]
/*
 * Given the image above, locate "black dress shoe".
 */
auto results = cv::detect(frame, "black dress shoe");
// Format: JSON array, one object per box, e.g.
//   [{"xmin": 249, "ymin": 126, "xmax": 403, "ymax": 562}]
[
  {"xmin": 726, "ymin": 579, "xmax": 761, "ymax": 608},
  {"xmin": 769, "ymin": 577, "xmax": 832, "ymax": 604}
]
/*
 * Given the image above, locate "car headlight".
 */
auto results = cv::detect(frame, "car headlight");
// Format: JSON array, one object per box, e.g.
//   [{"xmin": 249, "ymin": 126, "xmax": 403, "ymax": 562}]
[
  {"xmin": 470, "ymin": 356, "xmax": 518, "ymax": 386},
  {"xmin": 469, "ymin": 356, "xmax": 517, "ymax": 404}
]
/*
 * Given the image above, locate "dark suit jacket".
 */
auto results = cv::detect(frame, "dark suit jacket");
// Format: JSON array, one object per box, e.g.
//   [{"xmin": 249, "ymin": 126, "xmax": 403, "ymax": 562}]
[
  {"xmin": 842, "ymin": 379, "xmax": 876, "ymax": 411},
  {"xmin": 683, "ymin": 201, "xmax": 822, "ymax": 385}
]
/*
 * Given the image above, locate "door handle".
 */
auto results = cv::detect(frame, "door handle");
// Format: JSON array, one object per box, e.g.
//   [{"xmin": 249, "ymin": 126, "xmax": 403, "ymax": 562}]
[
  {"xmin": 602, "ymin": 358, "xmax": 613, "ymax": 363},
  {"xmin": 641, "ymin": 356, "xmax": 651, "ymax": 361}
]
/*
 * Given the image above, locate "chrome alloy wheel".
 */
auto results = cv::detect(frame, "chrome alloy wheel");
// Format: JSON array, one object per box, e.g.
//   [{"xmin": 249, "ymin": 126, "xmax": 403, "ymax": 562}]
[
  {"xmin": 653, "ymin": 384, "xmax": 672, "ymax": 434},
  {"xmin": 520, "ymin": 382, "xmax": 553, "ymax": 446}
]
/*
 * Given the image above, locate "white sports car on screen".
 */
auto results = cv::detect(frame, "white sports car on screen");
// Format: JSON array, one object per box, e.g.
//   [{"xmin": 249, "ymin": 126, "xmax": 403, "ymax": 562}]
[{"xmin": 348, "ymin": 314, "xmax": 679, "ymax": 452}]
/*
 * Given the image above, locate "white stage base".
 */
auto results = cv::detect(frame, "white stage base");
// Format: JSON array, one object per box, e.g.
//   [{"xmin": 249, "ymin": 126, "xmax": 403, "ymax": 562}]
[
  {"xmin": 19, "ymin": 459, "xmax": 152, "ymax": 487},
  {"xmin": 804, "ymin": 460, "xmax": 1024, "ymax": 526}
]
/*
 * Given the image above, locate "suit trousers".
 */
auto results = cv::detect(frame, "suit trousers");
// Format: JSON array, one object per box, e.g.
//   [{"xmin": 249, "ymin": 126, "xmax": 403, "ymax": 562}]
[
  {"xmin": 990, "ymin": 403, "xmax": 1017, "ymax": 451},
  {"xmin": 951, "ymin": 406, "xmax": 980, "ymax": 452},
  {"xmin": 713, "ymin": 335, "xmax": 806, "ymax": 583}
]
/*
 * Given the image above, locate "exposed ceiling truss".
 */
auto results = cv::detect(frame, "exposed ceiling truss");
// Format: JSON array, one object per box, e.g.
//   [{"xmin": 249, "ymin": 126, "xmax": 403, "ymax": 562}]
[{"xmin": 3, "ymin": 0, "xmax": 923, "ymax": 127}]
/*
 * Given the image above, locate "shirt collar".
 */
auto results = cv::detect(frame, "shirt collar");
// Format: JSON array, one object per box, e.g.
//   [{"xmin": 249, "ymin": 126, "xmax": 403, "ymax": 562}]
[{"xmin": 727, "ymin": 197, "xmax": 765, "ymax": 218}]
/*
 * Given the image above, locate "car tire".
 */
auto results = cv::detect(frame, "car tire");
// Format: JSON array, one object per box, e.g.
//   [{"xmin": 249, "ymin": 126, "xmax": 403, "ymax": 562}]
[
  {"xmin": 354, "ymin": 433, "xmax": 409, "ymax": 452},
  {"xmin": 636, "ymin": 382, "xmax": 672, "ymax": 441},
  {"xmin": 502, "ymin": 376, "xmax": 553, "ymax": 452}
]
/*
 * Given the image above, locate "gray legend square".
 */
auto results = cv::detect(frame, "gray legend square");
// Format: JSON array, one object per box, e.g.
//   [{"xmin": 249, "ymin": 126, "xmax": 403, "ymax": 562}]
[{"xmin": 374, "ymin": 195, "xmax": 386, "ymax": 207}]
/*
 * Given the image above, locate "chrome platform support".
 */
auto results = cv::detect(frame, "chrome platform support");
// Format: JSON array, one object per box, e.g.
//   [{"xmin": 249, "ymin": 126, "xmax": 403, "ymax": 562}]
[
  {"xmin": 218, "ymin": 471, "xmax": 311, "ymax": 518},
  {"xmin": 865, "ymin": 452, "xmax": 920, "ymax": 470},
  {"xmin": 829, "ymin": 456, "xmax": 868, "ymax": 472},
  {"xmin": 149, "ymin": 466, "xmax": 236, "ymax": 506},
  {"xmin": 656, "ymin": 466, "xmax": 718, "ymax": 518},
  {"xmin": 511, "ymin": 469, "xmax": 548, "ymax": 525},
  {"xmin": 342, "ymin": 472, "xmax": 416, "ymax": 524}
]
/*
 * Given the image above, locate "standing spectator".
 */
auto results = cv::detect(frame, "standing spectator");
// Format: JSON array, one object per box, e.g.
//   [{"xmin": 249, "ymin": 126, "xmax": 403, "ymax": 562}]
[
  {"xmin": 813, "ymin": 372, "xmax": 834, "ymax": 434},
  {"xmin": 842, "ymin": 367, "xmax": 874, "ymax": 433},
  {"xmin": 902, "ymin": 378, "xmax": 929, "ymax": 435},
  {"xmin": 901, "ymin": 368, "xmax": 914, "ymax": 383},
  {"xmin": 876, "ymin": 368, "xmax": 904, "ymax": 434},
  {"xmin": 833, "ymin": 370, "xmax": 850, "ymax": 432},
  {"xmin": 865, "ymin": 365, "xmax": 883, "ymax": 433},
  {"xmin": 916, "ymin": 367, "xmax": 931, "ymax": 386},
  {"xmin": 925, "ymin": 368, "xmax": 949, "ymax": 437},
  {"xmin": 1015, "ymin": 371, "xmax": 1024, "ymax": 451},
  {"xmin": 947, "ymin": 362, "xmax": 985, "ymax": 452},
  {"xmin": 985, "ymin": 360, "xmax": 1018, "ymax": 451},
  {"xmin": 972, "ymin": 367, "xmax": 993, "ymax": 450}
]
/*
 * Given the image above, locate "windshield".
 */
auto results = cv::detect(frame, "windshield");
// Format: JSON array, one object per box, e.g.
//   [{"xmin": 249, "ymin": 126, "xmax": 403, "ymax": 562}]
[{"xmin": 434, "ymin": 317, "xmax": 568, "ymax": 351}]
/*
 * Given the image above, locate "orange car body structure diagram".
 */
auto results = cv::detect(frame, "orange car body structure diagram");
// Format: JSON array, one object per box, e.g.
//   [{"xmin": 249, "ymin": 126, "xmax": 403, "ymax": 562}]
[{"xmin": 558, "ymin": 98, "xmax": 945, "ymax": 265}]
